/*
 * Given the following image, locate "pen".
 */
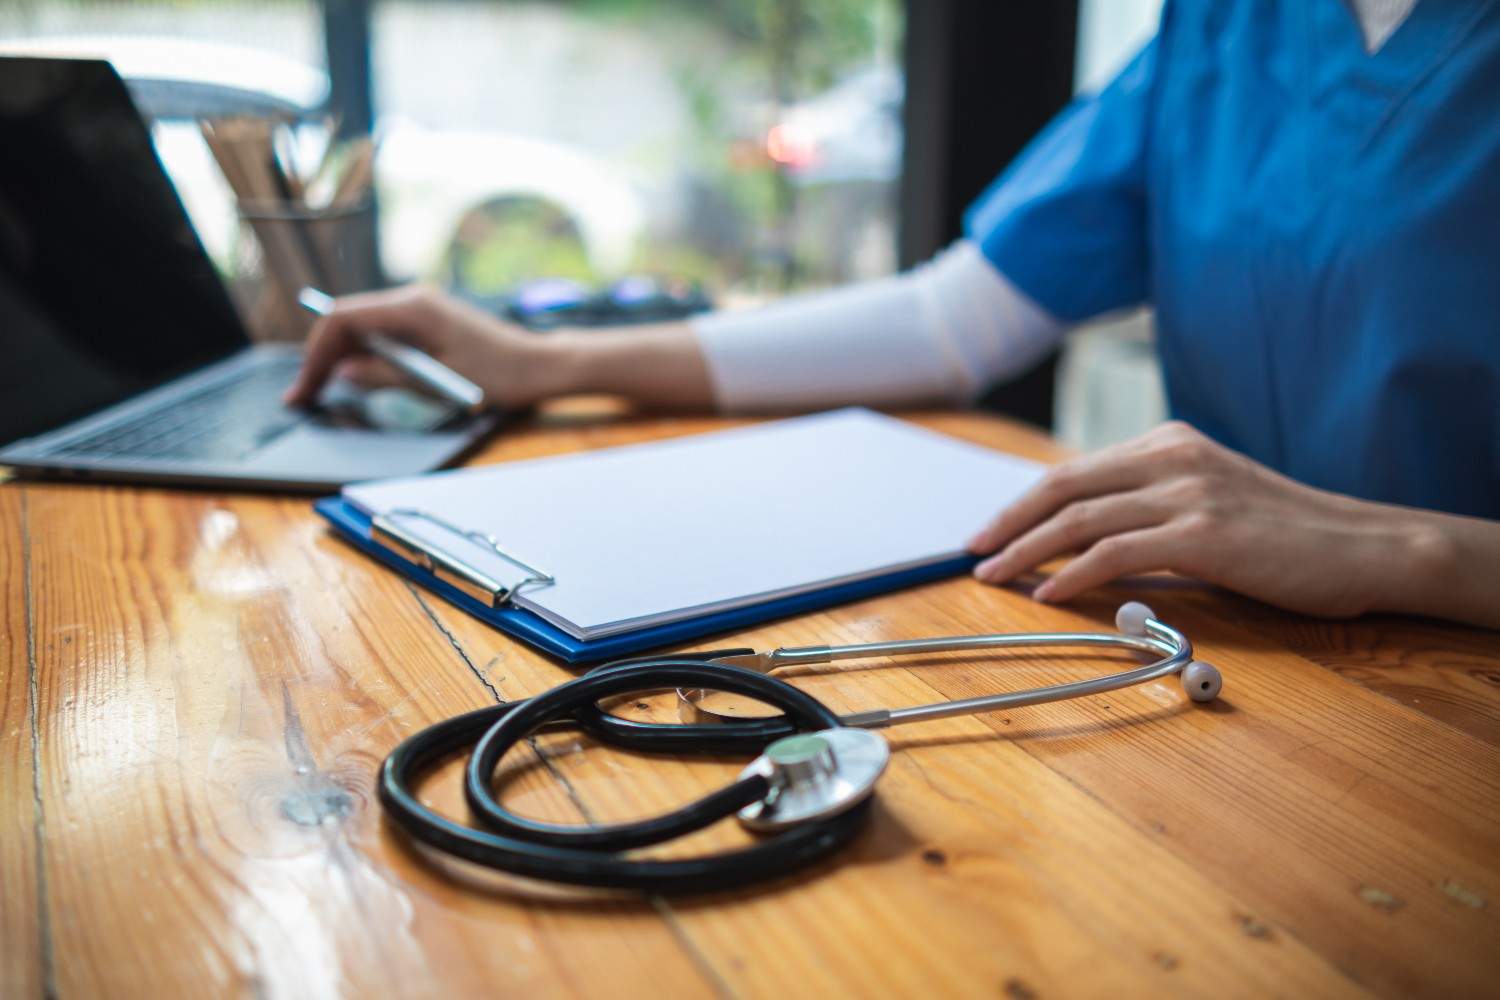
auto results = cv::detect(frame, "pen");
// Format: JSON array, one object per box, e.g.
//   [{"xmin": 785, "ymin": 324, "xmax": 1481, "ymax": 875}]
[{"xmin": 297, "ymin": 287, "xmax": 486, "ymax": 414}]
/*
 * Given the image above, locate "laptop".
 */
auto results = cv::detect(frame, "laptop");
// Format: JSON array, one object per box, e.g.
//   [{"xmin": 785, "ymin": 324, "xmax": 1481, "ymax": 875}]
[{"xmin": 0, "ymin": 56, "xmax": 497, "ymax": 492}]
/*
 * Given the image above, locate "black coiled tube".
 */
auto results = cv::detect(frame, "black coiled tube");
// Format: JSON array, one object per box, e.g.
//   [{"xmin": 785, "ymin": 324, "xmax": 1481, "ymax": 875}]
[{"xmin": 378, "ymin": 658, "xmax": 873, "ymax": 893}]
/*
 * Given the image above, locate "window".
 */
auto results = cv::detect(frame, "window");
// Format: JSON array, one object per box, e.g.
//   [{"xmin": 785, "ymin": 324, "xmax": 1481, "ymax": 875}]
[
  {"xmin": 1, "ymin": 0, "xmax": 905, "ymax": 306},
  {"xmin": 372, "ymin": 0, "xmax": 904, "ymax": 302}
]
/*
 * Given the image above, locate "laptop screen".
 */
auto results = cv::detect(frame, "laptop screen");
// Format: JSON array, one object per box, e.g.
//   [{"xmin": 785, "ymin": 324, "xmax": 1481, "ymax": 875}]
[{"xmin": 0, "ymin": 57, "xmax": 249, "ymax": 447}]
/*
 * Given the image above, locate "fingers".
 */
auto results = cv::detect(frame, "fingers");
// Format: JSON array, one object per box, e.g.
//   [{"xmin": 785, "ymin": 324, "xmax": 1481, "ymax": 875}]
[
  {"xmin": 283, "ymin": 287, "xmax": 442, "ymax": 405},
  {"xmin": 284, "ymin": 318, "xmax": 358, "ymax": 405},
  {"xmin": 973, "ymin": 488, "xmax": 1165, "ymax": 584},
  {"xmin": 967, "ymin": 444, "xmax": 1153, "ymax": 556},
  {"xmin": 1032, "ymin": 524, "xmax": 1192, "ymax": 602},
  {"xmin": 964, "ymin": 422, "xmax": 1234, "ymax": 603},
  {"xmin": 966, "ymin": 421, "xmax": 1224, "ymax": 557},
  {"xmin": 334, "ymin": 355, "xmax": 412, "ymax": 392}
]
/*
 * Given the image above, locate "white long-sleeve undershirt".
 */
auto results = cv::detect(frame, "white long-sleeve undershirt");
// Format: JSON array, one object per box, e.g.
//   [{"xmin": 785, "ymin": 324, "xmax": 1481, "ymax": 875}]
[{"xmin": 692, "ymin": 240, "xmax": 1064, "ymax": 413}]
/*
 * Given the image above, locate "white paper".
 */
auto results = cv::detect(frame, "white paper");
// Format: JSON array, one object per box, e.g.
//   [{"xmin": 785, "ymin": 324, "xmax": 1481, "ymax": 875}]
[{"xmin": 345, "ymin": 409, "xmax": 1045, "ymax": 639}]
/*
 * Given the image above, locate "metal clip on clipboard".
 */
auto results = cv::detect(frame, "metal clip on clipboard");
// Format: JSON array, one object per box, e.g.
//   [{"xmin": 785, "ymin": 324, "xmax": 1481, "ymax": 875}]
[{"xmin": 369, "ymin": 507, "xmax": 555, "ymax": 608}]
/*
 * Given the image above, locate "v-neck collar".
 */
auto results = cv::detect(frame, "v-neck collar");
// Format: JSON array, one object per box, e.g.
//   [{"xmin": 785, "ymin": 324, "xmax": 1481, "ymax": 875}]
[
  {"xmin": 1306, "ymin": 0, "xmax": 1495, "ymax": 156},
  {"xmin": 1324, "ymin": 0, "xmax": 1493, "ymax": 79}
]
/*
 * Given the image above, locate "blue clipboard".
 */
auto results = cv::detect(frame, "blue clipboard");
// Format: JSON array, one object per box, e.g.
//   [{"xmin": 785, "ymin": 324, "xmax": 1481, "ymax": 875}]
[{"xmin": 315, "ymin": 496, "xmax": 978, "ymax": 665}]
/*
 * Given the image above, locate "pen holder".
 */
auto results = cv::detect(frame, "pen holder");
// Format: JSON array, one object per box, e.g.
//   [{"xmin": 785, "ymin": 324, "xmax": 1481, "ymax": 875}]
[{"xmin": 234, "ymin": 197, "xmax": 379, "ymax": 342}]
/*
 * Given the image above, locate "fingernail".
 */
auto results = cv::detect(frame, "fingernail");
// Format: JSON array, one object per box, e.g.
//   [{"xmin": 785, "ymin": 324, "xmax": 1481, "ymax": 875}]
[
  {"xmin": 1034, "ymin": 580, "xmax": 1056, "ymax": 602},
  {"xmin": 965, "ymin": 532, "xmax": 986, "ymax": 552},
  {"xmin": 973, "ymin": 556, "xmax": 1002, "ymax": 581}
]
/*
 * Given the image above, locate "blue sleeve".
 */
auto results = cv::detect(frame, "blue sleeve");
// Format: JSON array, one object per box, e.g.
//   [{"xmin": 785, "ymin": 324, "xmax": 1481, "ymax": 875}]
[{"xmin": 963, "ymin": 38, "xmax": 1158, "ymax": 323}]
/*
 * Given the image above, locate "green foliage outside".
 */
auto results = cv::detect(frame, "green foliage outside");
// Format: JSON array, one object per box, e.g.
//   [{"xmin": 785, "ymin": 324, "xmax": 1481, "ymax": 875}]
[{"xmin": 450, "ymin": 0, "xmax": 901, "ymax": 297}]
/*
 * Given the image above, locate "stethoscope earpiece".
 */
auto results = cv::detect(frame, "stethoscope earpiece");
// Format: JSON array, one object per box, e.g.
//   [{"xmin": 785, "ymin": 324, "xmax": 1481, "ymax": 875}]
[
  {"xmin": 1181, "ymin": 660, "xmax": 1223, "ymax": 702},
  {"xmin": 1115, "ymin": 600, "xmax": 1155, "ymax": 636},
  {"xmin": 1117, "ymin": 601, "xmax": 1222, "ymax": 702}
]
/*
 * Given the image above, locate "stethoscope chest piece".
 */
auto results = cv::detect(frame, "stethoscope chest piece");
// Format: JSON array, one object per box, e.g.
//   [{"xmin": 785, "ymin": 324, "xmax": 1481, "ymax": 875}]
[{"xmin": 738, "ymin": 728, "xmax": 890, "ymax": 832}]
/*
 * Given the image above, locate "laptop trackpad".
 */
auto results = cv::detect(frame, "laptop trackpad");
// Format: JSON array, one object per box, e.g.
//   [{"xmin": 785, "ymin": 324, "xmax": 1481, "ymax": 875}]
[
  {"xmin": 242, "ymin": 420, "xmax": 473, "ymax": 481},
  {"xmin": 316, "ymin": 384, "xmax": 462, "ymax": 433}
]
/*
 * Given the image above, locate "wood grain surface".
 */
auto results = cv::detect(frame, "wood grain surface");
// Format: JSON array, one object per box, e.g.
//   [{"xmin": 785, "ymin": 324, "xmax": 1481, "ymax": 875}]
[
  {"xmin": 2, "ymin": 486, "xmax": 43, "ymax": 998},
  {"xmin": 3, "ymin": 406, "xmax": 1497, "ymax": 999}
]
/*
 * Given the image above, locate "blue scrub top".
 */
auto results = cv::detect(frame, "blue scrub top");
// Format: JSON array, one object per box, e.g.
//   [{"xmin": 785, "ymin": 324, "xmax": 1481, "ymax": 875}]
[{"xmin": 965, "ymin": 0, "xmax": 1500, "ymax": 519}]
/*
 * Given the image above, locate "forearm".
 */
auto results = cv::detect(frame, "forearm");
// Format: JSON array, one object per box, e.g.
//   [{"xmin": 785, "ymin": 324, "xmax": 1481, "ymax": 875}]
[
  {"xmin": 548, "ymin": 322, "xmax": 715, "ymax": 410},
  {"xmin": 1381, "ymin": 506, "xmax": 1500, "ymax": 629},
  {"xmin": 539, "ymin": 241, "xmax": 1061, "ymax": 414}
]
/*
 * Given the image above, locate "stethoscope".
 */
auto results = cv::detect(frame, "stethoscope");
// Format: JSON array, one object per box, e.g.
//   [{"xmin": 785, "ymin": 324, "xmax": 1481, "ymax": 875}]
[{"xmin": 380, "ymin": 602, "xmax": 1221, "ymax": 894}]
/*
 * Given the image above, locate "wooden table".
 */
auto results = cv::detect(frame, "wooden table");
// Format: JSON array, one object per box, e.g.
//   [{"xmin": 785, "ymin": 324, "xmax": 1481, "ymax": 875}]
[{"xmin": 4, "ymin": 408, "xmax": 1498, "ymax": 998}]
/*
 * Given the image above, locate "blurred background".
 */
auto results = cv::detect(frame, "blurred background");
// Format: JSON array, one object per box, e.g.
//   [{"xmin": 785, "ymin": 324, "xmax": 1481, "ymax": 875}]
[{"xmin": 0, "ymin": 0, "xmax": 1163, "ymax": 446}]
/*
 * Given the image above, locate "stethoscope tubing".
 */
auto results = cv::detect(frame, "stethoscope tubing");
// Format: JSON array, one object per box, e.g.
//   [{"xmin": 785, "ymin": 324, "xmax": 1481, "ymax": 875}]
[{"xmin": 379, "ymin": 659, "xmax": 872, "ymax": 892}]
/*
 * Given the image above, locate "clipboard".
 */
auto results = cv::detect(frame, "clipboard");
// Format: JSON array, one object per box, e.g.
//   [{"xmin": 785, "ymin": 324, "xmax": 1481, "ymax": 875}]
[{"xmin": 314, "ymin": 495, "xmax": 978, "ymax": 664}]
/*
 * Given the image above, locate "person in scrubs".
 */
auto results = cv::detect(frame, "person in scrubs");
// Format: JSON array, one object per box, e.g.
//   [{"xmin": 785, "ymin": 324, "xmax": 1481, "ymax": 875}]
[{"xmin": 288, "ymin": 0, "xmax": 1500, "ymax": 628}]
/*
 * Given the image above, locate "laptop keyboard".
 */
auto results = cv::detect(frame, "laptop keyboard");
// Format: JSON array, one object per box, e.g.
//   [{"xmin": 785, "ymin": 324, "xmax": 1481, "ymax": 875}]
[{"xmin": 56, "ymin": 356, "xmax": 306, "ymax": 462}]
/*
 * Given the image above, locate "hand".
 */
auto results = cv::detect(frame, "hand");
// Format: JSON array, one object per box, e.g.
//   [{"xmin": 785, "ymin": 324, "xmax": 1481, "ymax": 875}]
[
  {"xmin": 967, "ymin": 421, "xmax": 1437, "ymax": 617},
  {"xmin": 283, "ymin": 285, "xmax": 570, "ymax": 409}
]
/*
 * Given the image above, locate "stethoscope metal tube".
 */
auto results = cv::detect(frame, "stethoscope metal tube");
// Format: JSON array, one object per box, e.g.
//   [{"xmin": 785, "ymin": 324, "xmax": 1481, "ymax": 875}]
[{"xmin": 677, "ymin": 602, "xmax": 1221, "ymax": 729}]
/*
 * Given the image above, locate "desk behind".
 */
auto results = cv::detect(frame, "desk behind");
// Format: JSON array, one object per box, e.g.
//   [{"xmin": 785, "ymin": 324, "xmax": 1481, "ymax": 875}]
[{"xmin": 3, "ymin": 406, "xmax": 1497, "ymax": 997}]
